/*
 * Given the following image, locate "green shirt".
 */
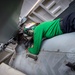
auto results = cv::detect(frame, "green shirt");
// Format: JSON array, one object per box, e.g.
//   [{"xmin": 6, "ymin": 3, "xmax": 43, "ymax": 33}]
[{"xmin": 28, "ymin": 18, "xmax": 63, "ymax": 55}]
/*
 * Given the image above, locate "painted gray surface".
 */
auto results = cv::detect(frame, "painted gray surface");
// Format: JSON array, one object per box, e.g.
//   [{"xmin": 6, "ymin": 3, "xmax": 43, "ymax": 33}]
[
  {"xmin": 26, "ymin": 0, "xmax": 72, "ymax": 23},
  {"xmin": 41, "ymin": 32, "xmax": 75, "ymax": 53},
  {"xmin": 20, "ymin": 0, "xmax": 38, "ymax": 19},
  {"xmin": 10, "ymin": 32, "xmax": 75, "ymax": 75},
  {"xmin": 0, "ymin": 0, "xmax": 23, "ymax": 43}
]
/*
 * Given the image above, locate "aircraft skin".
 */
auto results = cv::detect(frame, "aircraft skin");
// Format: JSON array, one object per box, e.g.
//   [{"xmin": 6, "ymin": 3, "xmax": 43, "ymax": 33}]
[{"xmin": 10, "ymin": 32, "xmax": 75, "ymax": 75}]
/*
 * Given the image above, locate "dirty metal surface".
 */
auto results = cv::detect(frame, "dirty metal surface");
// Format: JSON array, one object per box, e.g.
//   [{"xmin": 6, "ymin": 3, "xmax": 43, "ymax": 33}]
[{"xmin": 10, "ymin": 32, "xmax": 75, "ymax": 75}]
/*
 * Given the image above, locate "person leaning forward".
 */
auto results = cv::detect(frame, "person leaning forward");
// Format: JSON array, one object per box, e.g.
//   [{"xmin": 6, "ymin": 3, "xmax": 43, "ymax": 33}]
[{"xmin": 24, "ymin": 12, "xmax": 75, "ymax": 56}]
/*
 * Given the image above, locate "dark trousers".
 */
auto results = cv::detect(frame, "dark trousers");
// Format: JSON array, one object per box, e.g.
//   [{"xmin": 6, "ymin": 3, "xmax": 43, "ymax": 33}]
[{"xmin": 60, "ymin": 12, "xmax": 75, "ymax": 33}]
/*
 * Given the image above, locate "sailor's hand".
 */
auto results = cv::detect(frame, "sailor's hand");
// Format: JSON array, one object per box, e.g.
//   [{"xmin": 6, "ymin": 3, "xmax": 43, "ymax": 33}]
[{"xmin": 26, "ymin": 51, "xmax": 38, "ymax": 61}]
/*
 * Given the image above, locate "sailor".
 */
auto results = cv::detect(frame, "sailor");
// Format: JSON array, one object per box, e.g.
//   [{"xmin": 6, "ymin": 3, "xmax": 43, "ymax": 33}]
[{"xmin": 24, "ymin": 12, "xmax": 75, "ymax": 55}]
